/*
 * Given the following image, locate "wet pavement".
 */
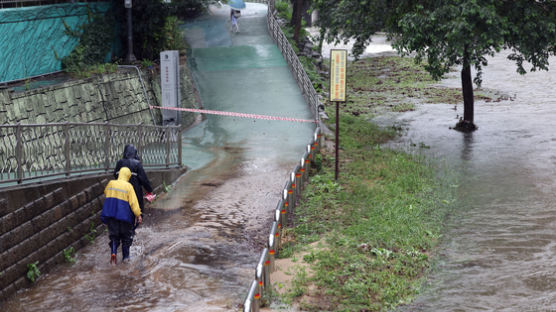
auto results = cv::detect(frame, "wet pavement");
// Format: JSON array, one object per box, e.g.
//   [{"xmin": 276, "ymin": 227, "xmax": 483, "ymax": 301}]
[
  {"xmin": 382, "ymin": 52, "xmax": 556, "ymax": 310},
  {"xmin": 0, "ymin": 3, "xmax": 315, "ymax": 312}
]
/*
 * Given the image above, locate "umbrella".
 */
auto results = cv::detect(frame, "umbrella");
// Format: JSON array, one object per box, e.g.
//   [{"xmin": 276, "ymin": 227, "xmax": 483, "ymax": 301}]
[{"xmin": 228, "ymin": 0, "xmax": 246, "ymax": 10}]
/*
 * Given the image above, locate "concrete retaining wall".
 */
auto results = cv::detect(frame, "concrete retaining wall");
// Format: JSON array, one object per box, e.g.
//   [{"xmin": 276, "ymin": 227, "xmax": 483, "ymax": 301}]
[
  {"xmin": 0, "ymin": 167, "xmax": 187, "ymax": 302},
  {"xmin": 0, "ymin": 61, "xmax": 198, "ymax": 127}
]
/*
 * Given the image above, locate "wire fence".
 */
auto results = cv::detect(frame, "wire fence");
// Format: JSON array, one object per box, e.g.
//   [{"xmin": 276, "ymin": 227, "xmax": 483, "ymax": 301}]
[
  {"xmin": 0, "ymin": 122, "xmax": 182, "ymax": 186},
  {"xmin": 243, "ymin": 1, "xmax": 324, "ymax": 310}
]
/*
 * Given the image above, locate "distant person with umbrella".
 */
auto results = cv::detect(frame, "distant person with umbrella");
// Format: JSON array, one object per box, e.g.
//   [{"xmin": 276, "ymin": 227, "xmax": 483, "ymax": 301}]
[{"xmin": 229, "ymin": 0, "xmax": 245, "ymax": 33}]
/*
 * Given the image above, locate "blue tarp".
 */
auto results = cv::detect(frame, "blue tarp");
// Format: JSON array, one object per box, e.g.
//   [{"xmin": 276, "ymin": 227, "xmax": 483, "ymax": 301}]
[{"xmin": 0, "ymin": 2, "xmax": 111, "ymax": 83}]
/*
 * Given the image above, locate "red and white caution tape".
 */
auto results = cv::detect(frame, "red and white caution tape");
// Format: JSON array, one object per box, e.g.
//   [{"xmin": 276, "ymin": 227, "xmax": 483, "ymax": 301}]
[{"xmin": 149, "ymin": 105, "xmax": 317, "ymax": 123}]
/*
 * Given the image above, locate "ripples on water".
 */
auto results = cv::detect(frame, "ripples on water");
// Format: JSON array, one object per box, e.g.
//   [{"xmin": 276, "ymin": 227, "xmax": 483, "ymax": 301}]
[{"xmin": 387, "ymin": 52, "xmax": 556, "ymax": 310}]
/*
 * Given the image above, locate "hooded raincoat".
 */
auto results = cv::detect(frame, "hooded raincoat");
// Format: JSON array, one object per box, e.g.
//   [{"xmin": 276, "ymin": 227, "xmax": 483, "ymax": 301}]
[
  {"xmin": 114, "ymin": 144, "xmax": 153, "ymax": 211},
  {"xmin": 101, "ymin": 167, "xmax": 141, "ymax": 225}
]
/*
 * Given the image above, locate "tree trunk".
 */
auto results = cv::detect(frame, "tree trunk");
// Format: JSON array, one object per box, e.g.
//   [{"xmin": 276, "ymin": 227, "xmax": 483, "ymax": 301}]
[
  {"xmin": 461, "ymin": 64, "xmax": 474, "ymax": 124},
  {"xmin": 291, "ymin": 0, "xmax": 303, "ymax": 43},
  {"xmin": 456, "ymin": 47, "xmax": 478, "ymax": 132}
]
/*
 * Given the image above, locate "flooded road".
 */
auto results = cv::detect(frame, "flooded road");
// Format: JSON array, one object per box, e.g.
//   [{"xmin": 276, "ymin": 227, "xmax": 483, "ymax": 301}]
[
  {"xmin": 386, "ymin": 52, "xmax": 556, "ymax": 310},
  {"xmin": 0, "ymin": 3, "xmax": 315, "ymax": 311}
]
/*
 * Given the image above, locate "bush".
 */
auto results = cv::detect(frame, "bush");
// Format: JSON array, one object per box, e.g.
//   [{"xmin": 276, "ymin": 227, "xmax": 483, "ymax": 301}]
[{"xmin": 61, "ymin": 8, "xmax": 116, "ymax": 72}]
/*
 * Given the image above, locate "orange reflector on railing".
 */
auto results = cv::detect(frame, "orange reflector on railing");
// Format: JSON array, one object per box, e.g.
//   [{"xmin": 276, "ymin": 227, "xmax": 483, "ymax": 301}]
[
  {"xmin": 300, "ymin": 168, "xmax": 305, "ymax": 173},
  {"xmin": 281, "ymin": 209, "xmax": 286, "ymax": 214},
  {"xmin": 269, "ymin": 249, "xmax": 275, "ymax": 255},
  {"xmin": 259, "ymin": 281, "xmax": 263, "ymax": 286},
  {"xmin": 285, "ymin": 202, "xmax": 289, "ymax": 207},
  {"xmin": 296, "ymin": 173, "xmax": 301, "ymax": 177},
  {"xmin": 306, "ymin": 157, "xmax": 310, "ymax": 162},
  {"xmin": 265, "ymin": 260, "xmax": 270, "ymax": 265},
  {"xmin": 275, "ymin": 231, "xmax": 279, "ymax": 237},
  {"xmin": 278, "ymin": 223, "xmax": 282, "ymax": 229},
  {"xmin": 291, "ymin": 184, "xmax": 296, "ymax": 189},
  {"xmin": 254, "ymin": 293, "xmax": 261, "ymax": 300}
]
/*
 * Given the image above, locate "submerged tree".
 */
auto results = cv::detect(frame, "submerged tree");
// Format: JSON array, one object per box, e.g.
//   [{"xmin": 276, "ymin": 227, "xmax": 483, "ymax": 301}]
[
  {"xmin": 390, "ymin": 0, "xmax": 556, "ymax": 132},
  {"xmin": 314, "ymin": 0, "xmax": 556, "ymax": 132}
]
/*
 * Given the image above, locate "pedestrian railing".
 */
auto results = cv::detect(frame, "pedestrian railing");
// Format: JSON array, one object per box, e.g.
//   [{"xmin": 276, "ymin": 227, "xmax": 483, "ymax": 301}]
[
  {"xmin": 0, "ymin": 122, "xmax": 182, "ymax": 186},
  {"xmin": 243, "ymin": 1, "xmax": 324, "ymax": 310},
  {"xmin": 244, "ymin": 128, "xmax": 321, "ymax": 312},
  {"xmin": 266, "ymin": 2, "xmax": 319, "ymax": 119}
]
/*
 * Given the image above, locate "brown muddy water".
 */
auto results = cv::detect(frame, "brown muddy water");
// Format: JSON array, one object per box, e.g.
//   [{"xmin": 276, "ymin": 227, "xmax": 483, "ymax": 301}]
[
  {"xmin": 382, "ymin": 51, "xmax": 556, "ymax": 311},
  {"xmin": 0, "ymin": 3, "xmax": 316, "ymax": 312}
]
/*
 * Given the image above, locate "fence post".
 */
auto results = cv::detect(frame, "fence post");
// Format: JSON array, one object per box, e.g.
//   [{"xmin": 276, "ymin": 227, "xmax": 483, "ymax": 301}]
[
  {"xmin": 137, "ymin": 124, "xmax": 143, "ymax": 158},
  {"xmin": 294, "ymin": 164, "xmax": 301, "ymax": 198},
  {"xmin": 104, "ymin": 122, "xmax": 111, "ymax": 172},
  {"xmin": 268, "ymin": 221, "xmax": 279, "ymax": 273},
  {"xmin": 165, "ymin": 128, "xmax": 171, "ymax": 168},
  {"xmin": 15, "ymin": 123, "xmax": 22, "ymax": 184},
  {"xmin": 275, "ymin": 203, "xmax": 283, "ymax": 239},
  {"xmin": 289, "ymin": 171, "xmax": 296, "ymax": 208},
  {"xmin": 256, "ymin": 248, "xmax": 270, "ymax": 301},
  {"xmin": 243, "ymin": 279, "xmax": 259, "ymax": 312},
  {"xmin": 64, "ymin": 122, "xmax": 71, "ymax": 177},
  {"xmin": 177, "ymin": 127, "xmax": 182, "ymax": 167}
]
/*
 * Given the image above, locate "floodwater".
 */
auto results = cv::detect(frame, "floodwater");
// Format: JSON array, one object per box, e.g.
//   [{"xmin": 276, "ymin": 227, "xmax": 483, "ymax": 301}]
[
  {"xmin": 385, "ymin": 52, "xmax": 556, "ymax": 310},
  {"xmin": 0, "ymin": 3, "xmax": 315, "ymax": 312}
]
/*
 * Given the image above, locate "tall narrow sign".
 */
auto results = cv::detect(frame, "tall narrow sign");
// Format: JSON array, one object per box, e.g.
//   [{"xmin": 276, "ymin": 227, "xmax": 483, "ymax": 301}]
[{"xmin": 329, "ymin": 49, "xmax": 347, "ymax": 180}]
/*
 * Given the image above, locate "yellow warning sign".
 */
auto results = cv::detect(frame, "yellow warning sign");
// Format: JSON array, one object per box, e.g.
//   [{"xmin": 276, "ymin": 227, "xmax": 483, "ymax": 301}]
[{"xmin": 329, "ymin": 49, "xmax": 347, "ymax": 102}]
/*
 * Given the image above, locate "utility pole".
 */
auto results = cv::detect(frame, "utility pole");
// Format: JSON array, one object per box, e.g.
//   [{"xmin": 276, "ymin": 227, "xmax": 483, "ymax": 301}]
[{"xmin": 125, "ymin": 0, "xmax": 136, "ymax": 63}]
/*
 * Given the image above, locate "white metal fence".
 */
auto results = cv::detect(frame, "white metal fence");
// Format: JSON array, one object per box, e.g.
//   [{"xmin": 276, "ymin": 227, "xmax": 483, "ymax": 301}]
[
  {"xmin": 0, "ymin": 122, "xmax": 182, "ymax": 186},
  {"xmin": 243, "ymin": 0, "xmax": 324, "ymax": 310}
]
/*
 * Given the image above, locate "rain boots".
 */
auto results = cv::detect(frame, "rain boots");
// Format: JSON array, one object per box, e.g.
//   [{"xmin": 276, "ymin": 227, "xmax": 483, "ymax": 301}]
[
  {"xmin": 122, "ymin": 245, "xmax": 130, "ymax": 263},
  {"xmin": 110, "ymin": 240, "xmax": 118, "ymax": 265}
]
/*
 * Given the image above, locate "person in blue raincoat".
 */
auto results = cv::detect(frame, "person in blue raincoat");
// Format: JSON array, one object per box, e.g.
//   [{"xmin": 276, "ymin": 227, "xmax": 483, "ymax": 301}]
[{"xmin": 101, "ymin": 167, "xmax": 142, "ymax": 264}]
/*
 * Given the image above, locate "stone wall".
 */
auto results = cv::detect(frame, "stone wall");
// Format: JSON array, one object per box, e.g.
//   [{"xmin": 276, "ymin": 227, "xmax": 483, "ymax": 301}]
[
  {"xmin": 0, "ymin": 167, "xmax": 187, "ymax": 302},
  {"xmin": 0, "ymin": 57, "xmax": 199, "ymax": 302},
  {"xmin": 0, "ymin": 61, "xmax": 199, "ymax": 127}
]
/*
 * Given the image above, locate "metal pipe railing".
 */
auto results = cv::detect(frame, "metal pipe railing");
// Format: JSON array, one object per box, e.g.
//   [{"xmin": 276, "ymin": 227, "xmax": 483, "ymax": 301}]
[
  {"xmin": 240, "ymin": 1, "xmax": 326, "ymax": 310},
  {"xmin": 0, "ymin": 122, "xmax": 182, "ymax": 186}
]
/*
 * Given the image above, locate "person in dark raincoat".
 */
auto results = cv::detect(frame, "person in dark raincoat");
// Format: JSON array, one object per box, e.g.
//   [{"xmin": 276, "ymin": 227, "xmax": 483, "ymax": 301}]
[
  {"xmin": 114, "ymin": 144, "xmax": 153, "ymax": 217},
  {"xmin": 101, "ymin": 167, "xmax": 142, "ymax": 264}
]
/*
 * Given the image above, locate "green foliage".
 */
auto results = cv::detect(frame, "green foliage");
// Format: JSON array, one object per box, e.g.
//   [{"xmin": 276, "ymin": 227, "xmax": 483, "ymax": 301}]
[
  {"xmin": 84, "ymin": 221, "xmax": 98, "ymax": 243},
  {"xmin": 314, "ymin": 0, "xmax": 388, "ymax": 58},
  {"xmin": 26, "ymin": 261, "xmax": 41, "ymax": 283},
  {"xmin": 390, "ymin": 1, "xmax": 556, "ymax": 84},
  {"xmin": 61, "ymin": 8, "xmax": 116, "ymax": 74},
  {"xmin": 141, "ymin": 59, "xmax": 154, "ymax": 68},
  {"xmin": 169, "ymin": 0, "xmax": 216, "ymax": 19},
  {"xmin": 275, "ymin": 0, "xmax": 292, "ymax": 21},
  {"xmin": 64, "ymin": 247, "xmax": 76, "ymax": 264},
  {"xmin": 279, "ymin": 113, "xmax": 456, "ymax": 310},
  {"xmin": 162, "ymin": 181, "xmax": 172, "ymax": 193},
  {"xmin": 162, "ymin": 16, "xmax": 186, "ymax": 52},
  {"xmin": 299, "ymin": 55, "xmax": 324, "ymax": 91},
  {"xmin": 111, "ymin": 0, "xmax": 202, "ymax": 61}
]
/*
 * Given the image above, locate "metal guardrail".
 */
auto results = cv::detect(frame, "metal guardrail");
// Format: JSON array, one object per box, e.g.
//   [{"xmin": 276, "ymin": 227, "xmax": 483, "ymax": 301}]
[
  {"xmin": 266, "ymin": 3, "xmax": 319, "ymax": 119},
  {"xmin": 0, "ymin": 122, "xmax": 182, "ymax": 186},
  {"xmin": 242, "ymin": 1, "xmax": 325, "ymax": 310},
  {"xmin": 244, "ymin": 128, "xmax": 321, "ymax": 312}
]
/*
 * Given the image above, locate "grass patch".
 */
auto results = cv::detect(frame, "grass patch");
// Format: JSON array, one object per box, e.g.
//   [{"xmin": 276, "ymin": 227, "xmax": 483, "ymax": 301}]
[{"xmin": 277, "ymin": 114, "xmax": 455, "ymax": 311}]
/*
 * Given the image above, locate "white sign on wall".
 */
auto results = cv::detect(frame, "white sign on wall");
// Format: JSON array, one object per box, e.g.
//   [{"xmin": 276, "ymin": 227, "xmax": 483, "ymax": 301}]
[{"xmin": 160, "ymin": 50, "xmax": 180, "ymax": 125}]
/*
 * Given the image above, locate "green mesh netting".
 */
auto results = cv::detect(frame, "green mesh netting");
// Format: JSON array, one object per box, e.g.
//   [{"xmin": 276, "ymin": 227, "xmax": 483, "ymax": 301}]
[{"xmin": 0, "ymin": 2, "xmax": 111, "ymax": 83}]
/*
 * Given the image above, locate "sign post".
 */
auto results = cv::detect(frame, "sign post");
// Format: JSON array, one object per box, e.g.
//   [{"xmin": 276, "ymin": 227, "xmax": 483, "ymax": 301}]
[
  {"xmin": 329, "ymin": 49, "xmax": 347, "ymax": 180},
  {"xmin": 160, "ymin": 50, "xmax": 180, "ymax": 125}
]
